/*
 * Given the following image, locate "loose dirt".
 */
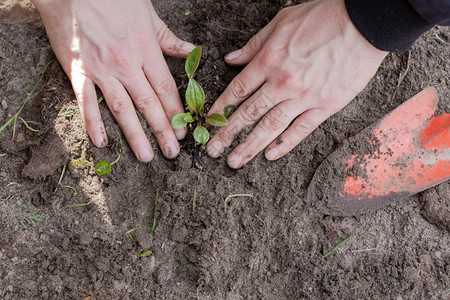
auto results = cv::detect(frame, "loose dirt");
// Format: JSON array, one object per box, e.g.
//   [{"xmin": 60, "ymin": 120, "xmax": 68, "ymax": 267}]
[{"xmin": 1, "ymin": 1, "xmax": 449, "ymax": 299}]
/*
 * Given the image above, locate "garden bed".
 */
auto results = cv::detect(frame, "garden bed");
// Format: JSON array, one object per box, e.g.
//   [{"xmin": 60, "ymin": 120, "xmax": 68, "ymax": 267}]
[{"xmin": 0, "ymin": 1, "xmax": 449, "ymax": 299}]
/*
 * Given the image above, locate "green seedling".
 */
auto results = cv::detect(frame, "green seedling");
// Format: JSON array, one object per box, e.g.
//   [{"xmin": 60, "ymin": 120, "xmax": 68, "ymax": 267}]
[
  {"xmin": 95, "ymin": 149, "xmax": 121, "ymax": 176},
  {"xmin": 151, "ymin": 191, "xmax": 159, "ymax": 234},
  {"xmin": 443, "ymin": 288, "xmax": 450, "ymax": 294},
  {"xmin": 140, "ymin": 250, "xmax": 152, "ymax": 257},
  {"xmin": 55, "ymin": 163, "xmax": 78, "ymax": 196},
  {"xmin": 171, "ymin": 46, "xmax": 228, "ymax": 145},
  {"xmin": 69, "ymin": 157, "xmax": 91, "ymax": 170},
  {"xmin": 126, "ymin": 228, "xmax": 136, "ymax": 241},
  {"xmin": 0, "ymin": 60, "xmax": 53, "ymax": 138},
  {"xmin": 225, "ymin": 106, "xmax": 235, "ymax": 118},
  {"xmin": 14, "ymin": 202, "xmax": 41, "ymax": 229},
  {"xmin": 323, "ymin": 235, "xmax": 352, "ymax": 258},
  {"xmin": 69, "ymin": 200, "xmax": 92, "ymax": 207},
  {"xmin": 0, "ymin": 153, "xmax": 6, "ymax": 157}
]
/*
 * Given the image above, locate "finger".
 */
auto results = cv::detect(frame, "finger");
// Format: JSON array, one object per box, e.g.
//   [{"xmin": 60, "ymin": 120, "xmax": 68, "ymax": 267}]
[
  {"xmin": 224, "ymin": 20, "xmax": 277, "ymax": 66},
  {"xmin": 265, "ymin": 108, "xmax": 328, "ymax": 161},
  {"xmin": 206, "ymin": 85, "xmax": 280, "ymax": 158},
  {"xmin": 122, "ymin": 72, "xmax": 180, "ymax": 159},
  {"xmin": 71, "ymin": 72, "xmax": 108, "ymax": 147},
  {"xmin": 143, "ymin": 49, "xmax": 188, "ymax": 140},
  {"xmin": 208, "ymin": 61, "xmax": 266, "ymax": 117},
  {"xmin": 97, "ymin": 77, "xmax": 154, "ymax": 163},
  {"xmin": 226, "ymin": 100, "xmax": 306, "ymax": 169},
  {"xmin": 154, "ymin": 21, "xmax": 196, "ymax": 57}
]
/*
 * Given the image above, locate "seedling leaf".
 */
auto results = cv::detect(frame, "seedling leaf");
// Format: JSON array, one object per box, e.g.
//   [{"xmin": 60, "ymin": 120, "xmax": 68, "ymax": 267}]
[
  {"xmin": 95, "ymin": 161, "xmax": 112, "ymax": 176},
  {"xmin": 172, "ymin": 112, "xmax": 191, "ymax": 130},
  {"xmin": 186, "ymin": 78, "xmax": 205, "ymax": 114},
  {"xmin": 185, "ymin": 46, "xmax": 202, "ymax": 79},
  {"xmin": 140, "ymin": 250, "xmax": 152, "ymax": 257},
  {"xmin": 184, "ymin": 114, "xmax": 195, "ymax": 123},
  {"xmin": 193, "ymin": 125, "xmax": 210, "ymax": 145},
  {"xmin": 207, "ymin": 113, "xmax": 228, "ymax": 127}
]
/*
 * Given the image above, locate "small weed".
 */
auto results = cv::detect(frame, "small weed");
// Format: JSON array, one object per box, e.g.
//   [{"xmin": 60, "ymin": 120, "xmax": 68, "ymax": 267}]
[
  {"xmin": 443, "ymin": 288, "xmax": 450, "ymax": 294},
  {"xmin": 171, "ymin": 46, "xmax": 228, "ymax": 145},
  {"xmin": 0, "ymin": 60, "xmax": 53, "ymax": 138},
  {"xmin": 225, "ymin": 106, "xmax": 235, "ymax": 118},
  {"xmin": 151, "ymin": 191, "xmax": 159, "ymax": 234},
  {"xmin": 183, "ymin": 10, "xmax": 190, "ymax": 16},
  {"xmin": 356, "ymin": 232, "xmax": 376, "ymax": 240},
  {"xmin": 140, "ymin": 250, "xmax": 152, "ymax": 257},
  {"xmin": 126, "ymin": 228, "xmax": 136, "ymax": 241},
  {"xmin": 56, "ymin": 163, "xmax": 78, "ymax": 196},
  {"xmin": 312, "ymin": 244, "xmax": 318, "ymax": 254},
  {"xmin": 0, "ymin": 153, "xmax": 6, "ymax": 157},
  {"xmin": 224, "ymin": 193, "xmax": 254, "ymax": 208},
  {"xmin": 69, "ymin": 201, "xmax": 92, "ymax": 208},
  {"xmin": 95, "ymin": 149, "xmax": 121, "ymax": 176},
  {"xmin": 14, "ymin": 203, "xmax": 41, "ymax": 229},
  {"xmin": 323, "ymin": 235, "xmax": 352, "ymax": 258},
  {"xmin": 69, "ymin": 157, "xmax": 91, "ymax": 170}
]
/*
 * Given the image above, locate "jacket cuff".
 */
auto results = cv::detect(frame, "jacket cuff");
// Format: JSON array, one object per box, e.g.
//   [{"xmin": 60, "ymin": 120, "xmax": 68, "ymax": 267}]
[{"xmin": 345, "ymin": 0, "xmax": 434, "ymax": 52}]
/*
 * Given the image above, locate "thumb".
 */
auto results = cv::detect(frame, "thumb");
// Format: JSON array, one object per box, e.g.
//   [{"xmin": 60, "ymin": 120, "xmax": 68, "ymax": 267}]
[
  {"xmin": 156, "ymin": 23, "xmax": 196, "ymax": 58},
  {"xmin": 225, "ymin": 21, "xmax": 276, "ymax": 66}
]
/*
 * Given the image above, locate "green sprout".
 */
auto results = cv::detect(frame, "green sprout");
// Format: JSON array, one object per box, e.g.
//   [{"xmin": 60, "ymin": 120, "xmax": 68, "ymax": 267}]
[
  {"xmin": 126, "ymin": 228, "xmax": 136, "ymax": 241},
  {"xmin": 0, "ymin": 60, "xmax": 53, "ymax": 138},
  {"xmin": 323, "ymin": 235, "xmax": 352, "ymax": 258},
  {"xmin": 171, "ymin": 46, "xmax": 228, "ymax": 145},
  {"xmin": 151, "ymin": 191, "xmax": 159, "ymax": 234},
  {"xmin": 140, "ymin": 250, "xmax": 152, "ymax": 257},
  {"xmin": 95, "ymin": 149, "xmax": 121, "ymax": 176}
]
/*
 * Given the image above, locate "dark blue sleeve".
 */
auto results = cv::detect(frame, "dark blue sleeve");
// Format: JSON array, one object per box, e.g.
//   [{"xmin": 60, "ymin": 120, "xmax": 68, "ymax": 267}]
[
  {"xmin": 345, "ymin": 0, "xmax": 450, "ymax": 52},
  {"xmin": 409, "ymin": 0, "xmax": 450, "ymax": 25}
]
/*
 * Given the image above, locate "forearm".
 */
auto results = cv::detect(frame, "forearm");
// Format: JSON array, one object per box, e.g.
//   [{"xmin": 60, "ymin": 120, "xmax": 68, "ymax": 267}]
[{"xmin": 345, "ymin": 0, "xmax": 450, "ymax": 52}]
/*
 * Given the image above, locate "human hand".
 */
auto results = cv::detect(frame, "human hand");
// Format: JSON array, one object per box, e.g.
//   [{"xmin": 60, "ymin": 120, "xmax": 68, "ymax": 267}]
[
  {"xmin": 206, "ymin": 0, "xmax": 388, "ymax": 168},
  {"xmin": 32, "ymin": 0, "xmax": 196, "ymax": 162}
]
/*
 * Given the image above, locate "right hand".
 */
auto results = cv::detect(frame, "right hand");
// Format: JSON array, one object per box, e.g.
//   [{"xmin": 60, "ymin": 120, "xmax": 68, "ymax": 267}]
[{"xmin": 32, "ymin": 0, "xmax": 196, "ymax": 162}]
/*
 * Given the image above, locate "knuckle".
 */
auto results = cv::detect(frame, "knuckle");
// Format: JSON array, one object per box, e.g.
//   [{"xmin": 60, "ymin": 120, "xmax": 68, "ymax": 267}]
[
  {"xmin": 260, "ymin": 113, "xmax": 284, "ymax": 131},
  {"xmin": 154, "ymin": 79, "xmax": 176, "ymax": 98},
  {"xmin": 108, "ymin": 97, "xmax": 132, "ymax": 115},
  {"xmin": 246, "ymin": 34, "xmax": 263, "ymax": 52},
  {"xmin": 229, "ymin": 77, "xmax": 250, "ymax": 100},
  {"xmin": 134, "ymin": 95, "xmax": 159, "ymax": 113},
  {"xmin": 157, "ymin": 25, "xmax": 173, "ymax": 44},
  {"xmin": 276, "ymin": 71, "xmax": 295, "ymax": 88},
  {"xmin": 240, "ymin": 101, "xmax": 262, "ymax": 124},
  {"xmin": 293, "ymin": 119, "xmax": 314, "ymax": 134}
]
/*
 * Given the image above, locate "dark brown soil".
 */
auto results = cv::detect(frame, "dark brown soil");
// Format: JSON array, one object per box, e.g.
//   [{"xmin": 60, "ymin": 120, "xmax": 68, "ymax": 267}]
[{"xmin": 1, "ymin": 1, "xmax": 449, "ymax": 299}]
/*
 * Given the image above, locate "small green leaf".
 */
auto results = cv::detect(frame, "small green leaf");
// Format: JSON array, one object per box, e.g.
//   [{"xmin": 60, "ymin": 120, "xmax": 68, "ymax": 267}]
[
  {"xmin": 140, "ymin": 250, "xmax": 152, "ymax": 257},
  {"xmin": 193, "ymin": 125, "xmax": 210, "ymax": 145},
  {"xmin": 207, "ymin": 113, "xmax": 229, "ymax": 127},
  {"xmin": 95, "ymin": 161, "xmax": 112, "ymax": 176},
  {"xmin": 186, "ymin": 79, "xmax": 205, "ymax": 113},
  {"xmin": 184, "ymin": 114, "xmax": 195, "ymax": 123},
  {"xmin": 171, "ymin": 113, "xmax": 191, "ymax": 130},
  {"xmin": 185, "ymin": 46, "xmax": 202, "ymax": 79},
  {"xmin": 225, "ymin": 106, "xmax": 235, "ymax": 117}
]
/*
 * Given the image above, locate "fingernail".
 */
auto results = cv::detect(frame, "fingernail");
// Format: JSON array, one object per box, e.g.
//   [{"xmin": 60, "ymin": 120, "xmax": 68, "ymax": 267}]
[
  {"xmin": 94, "ymin": 132, "xmax": 107, "ymax": 148},
  {"xmin": 225, "ymin": 49, "xmax": 242, "ymax": 61},
  {"xmin": 138, "ymin": 146, "xmax": 153, "ymax": 163},
  {"xmin": 163, "ymin": 141, "xmax": 179, "ymax": 159},
  {"xmin": 175, "ymin": 127, "xmax": 187, "ymax": 140},
  {"xmin": 265, "ymin": 148, "xmax": 280, "ymax": 161},
  {"xmin": 207, "ymin": 140, "xmax": 223, "ymax": 158},
  {"xmin": 177, "ymin": 40, "xmax": 196, "ymax": 53},
  {"xmin": 227, "ymin": 152, "xmax": 242, "ymax": 169}
]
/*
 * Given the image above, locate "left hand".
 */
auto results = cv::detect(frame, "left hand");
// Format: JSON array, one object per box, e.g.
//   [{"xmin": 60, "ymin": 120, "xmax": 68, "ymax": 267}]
[{"xmin": 206, "ymin": 0, "xmax": 388, "ymax": 168}]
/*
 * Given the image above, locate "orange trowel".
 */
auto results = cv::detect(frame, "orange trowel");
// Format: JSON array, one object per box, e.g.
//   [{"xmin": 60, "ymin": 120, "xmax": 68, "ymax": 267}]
[{"xmin": 307, "ymin": 87, "xmax": 449, "ymax": 216}]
